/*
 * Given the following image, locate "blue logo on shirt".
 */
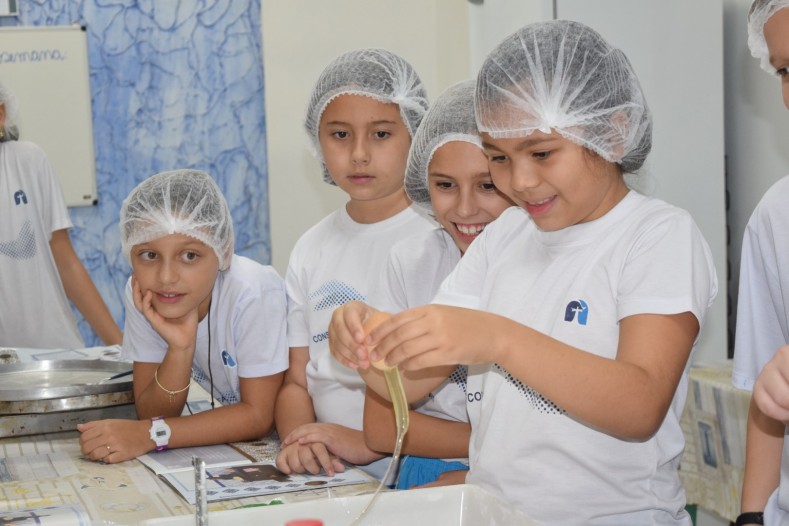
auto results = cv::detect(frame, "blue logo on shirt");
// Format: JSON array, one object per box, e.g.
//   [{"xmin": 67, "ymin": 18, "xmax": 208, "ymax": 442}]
[
  {"xmin": 13, "ymin": 190, "xmax": 28, "ymax": 205},
  {"xmin": 221, "ymin": 350, "xmax": 236, "ymax": 368},
  {"xmin": 564, "ymin": 300, "xmax": 588, "ymax": 325}
]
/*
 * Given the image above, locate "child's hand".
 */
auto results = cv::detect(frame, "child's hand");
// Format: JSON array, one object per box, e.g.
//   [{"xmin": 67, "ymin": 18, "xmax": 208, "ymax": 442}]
[
  {"xmin": 77, "ymin": 419, "xmax": 153, "ymax": 464},
  {"xmin": 329, "ymin": 301, "xmax": 377, "ymax": 369},
  {"xmin": 132, "ymin": 275, "xmax": 198, "ymax": 353},
  {"xmin": 282, "ymin": 422, "xmax": 384, "ymax": 467},
  {"xmin": 367, "ymin": 304, "xmax": 502, "ymax": 371},
  {"xmin": 275, "ymin": 436, "xmax": 345, "ymax": 477},
  {"xmin": 753, "ymin": 345, "xmax": 789, "ymax": 424}
]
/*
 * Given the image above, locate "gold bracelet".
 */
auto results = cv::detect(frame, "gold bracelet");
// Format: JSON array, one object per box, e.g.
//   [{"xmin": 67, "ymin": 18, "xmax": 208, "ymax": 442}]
[{"xmin": 154, "ymin": 367, "xmax": 190, "ymax": 403}]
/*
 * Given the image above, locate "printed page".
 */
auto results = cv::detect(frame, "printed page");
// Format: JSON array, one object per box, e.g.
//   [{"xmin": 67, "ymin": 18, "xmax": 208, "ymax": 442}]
[
  {"xmin": 161, "ymin": 462, "xmax": 374, "ymax": 504},
  {"xmin": 136, "ymin": 444, "xmax": 252, "ymax": 475},
  {"xmin": 0, "ymin": 452, "xmax": 79, "ymax": 482},
  {"xmin": 0, "ymin": 504, "xmax": 91, "ymax": 526}
]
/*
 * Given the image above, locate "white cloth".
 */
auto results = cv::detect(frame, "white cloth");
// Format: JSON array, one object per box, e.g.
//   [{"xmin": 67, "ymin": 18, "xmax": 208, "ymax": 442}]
[
  {"xmin": 0, "ymin": 141, "xmax": 83, "ymax": 348},
  {"xmin": 433, "ymin": 192, "xmax": 717, "ymax": 525},
  {"xmin": 122, "ymin": 254, "xmax": 289, "ymax": 405},
  {"xmin": 733, "ymin": 175, "xmax": 789, "ymax": 526},
  {"xmin": 378, "ymin": 227, "xmax": 467, "ymax": 423},
  {"xmin": 285, "ymin": 205, "xmax": 435, "ymax": 429}
]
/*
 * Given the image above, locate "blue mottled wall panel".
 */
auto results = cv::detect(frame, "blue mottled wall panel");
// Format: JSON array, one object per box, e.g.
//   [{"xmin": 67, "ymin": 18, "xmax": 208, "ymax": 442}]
[{"xmin": 2, "ymin": 1, "xmax": 270, "ymax": 346}]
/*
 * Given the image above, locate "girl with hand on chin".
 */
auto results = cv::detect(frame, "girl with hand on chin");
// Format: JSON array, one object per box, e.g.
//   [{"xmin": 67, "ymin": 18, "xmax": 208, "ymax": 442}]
[{"xmin": 79, "ymin": 169, "xmax": 287, "ymax": 463}]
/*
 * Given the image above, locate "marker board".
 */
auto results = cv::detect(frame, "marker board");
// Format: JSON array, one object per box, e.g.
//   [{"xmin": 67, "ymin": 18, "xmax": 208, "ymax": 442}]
[{"xmin": 0, "ymin": 25, "xmax": 97, "ymax": 207}]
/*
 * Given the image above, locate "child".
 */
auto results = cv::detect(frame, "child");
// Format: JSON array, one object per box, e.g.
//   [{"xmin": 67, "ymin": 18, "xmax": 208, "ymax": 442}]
[
  {"xmin": 274, "ymin": 48, "xmax": 435, "ymax": 480},
  {"xmin": 364, "ymin": 80, "xmax": 512, "ymax": 489},
  {"xmin": 0, "ymin": 79, "xmax": 121, "ymax": 349},
  {"xmin": 78, "ymin": 169, "xmax": 288, "ymax": 463},
  {"xmin": 330, "ymin": 21, "xmax": 717, "ymax": 524},
  {"xmin": 733, "ymin": 2, "xmax": 789, "ymax": 525}
]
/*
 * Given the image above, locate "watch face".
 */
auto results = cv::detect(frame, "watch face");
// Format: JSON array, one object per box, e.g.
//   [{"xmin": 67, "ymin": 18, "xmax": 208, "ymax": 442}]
[{"xmin": 156, "ymin": 429, "xmax": 167, "ymax": 438}]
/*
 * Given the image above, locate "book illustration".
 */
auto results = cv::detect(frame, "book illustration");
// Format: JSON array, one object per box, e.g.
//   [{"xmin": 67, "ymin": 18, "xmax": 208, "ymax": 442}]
[{"xmin": 162, "ymin": 461, "xmax": 372, "ymax": 504}]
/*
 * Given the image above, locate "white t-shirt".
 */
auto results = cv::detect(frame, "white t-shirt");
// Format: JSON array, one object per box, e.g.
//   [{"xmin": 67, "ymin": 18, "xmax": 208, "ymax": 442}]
[
  {"xmin": 733, "ymin": 175, "xmax": 789, "ymax": 525},
  {"xmin": 123, "ymin": 254, "xmax": 289, "ymax": 405},
  {"xmin": 0, "ymin": 141, "xmax": 83, "ymax": 348},
  {"xmin": 433, "ymin": 193, "xmax": 717, "ymax": 525},
  {"xmin": 378, "ymin": 227, "xmax": 467, "ymax": 423},
  {"xmin": 286, "ymin": 204, "xmax": 435, "ymax": 429}
]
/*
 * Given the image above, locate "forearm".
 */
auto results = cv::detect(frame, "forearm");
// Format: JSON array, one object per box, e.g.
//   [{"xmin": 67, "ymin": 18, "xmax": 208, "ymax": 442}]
[
  {"xmin": 52, "ymin": 231, "xmax": 122, "ymax": 345},
  {"xmin": 742, "ymin": 396, "xmax": 784, "ymax": 512},
  {"xmin": 360, "ymin": 364, "xmax": 454, "ymax": 405},
  {"xmin": 274, "ymin": 381, "xmax": 317, "ymax": 438},
  {"xmin": 167, "ymin": 402, "xmax": 273, "ymax": 446},
  {"xmin": 134, "ymin": 355, "xmax": 195, "ymax": 419},
  {"xmin": 364, "ymin": 390, "xmax": 469, "ymax": 457},
  {"xmin": 64, "ymin": 268, "xmax": 122, "ymax": 345}
]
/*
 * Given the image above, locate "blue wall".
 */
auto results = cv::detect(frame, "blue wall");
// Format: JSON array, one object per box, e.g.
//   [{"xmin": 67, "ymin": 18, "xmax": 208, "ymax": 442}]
[{"xmin": 2, "ymin": 1, "xmax": 270, "ymax": 346}]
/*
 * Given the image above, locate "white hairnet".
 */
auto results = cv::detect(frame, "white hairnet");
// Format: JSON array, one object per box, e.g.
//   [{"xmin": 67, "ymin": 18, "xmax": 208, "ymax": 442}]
[
  {"xmin": 0, "ymin": 79, "xmax": 19, "ymax": 139},
  {"xmin": 120, "ymin": 169, "xmax": 235, "ymax": 271},
  {"xmin": 748, "ymin": 0, "xmax": 789, "ymax": 75},
  {"xmin": 304, "ymin": 48, "xmax": 430, "ymax": 184},
  {"xmin": 405, "ymin": 80, "xmax": 482, "ymax": 211},
  {"xmin": 475, "ymin": 20, "xmax": 652, "ymax": 173}
]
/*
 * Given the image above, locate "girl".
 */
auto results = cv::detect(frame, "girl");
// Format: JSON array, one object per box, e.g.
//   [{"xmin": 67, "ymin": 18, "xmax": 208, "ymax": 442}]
[
  {"xmin": 79, "ymin": 169, "xmax": 288, "ymax": 463},
  {"xmin": 364, "ymin": 80, "xmax": 512, "ymax": 489},
  {"xmin": 734, "ymin": 2, "xmax": 789, "ymax": 525},
  {"xmin": 330, "ymin": 21, "xmax": 717, "ymax": 525},
  {"xmin": 274, "ymin": 48, "xmax": 435, "ymax": 480}
]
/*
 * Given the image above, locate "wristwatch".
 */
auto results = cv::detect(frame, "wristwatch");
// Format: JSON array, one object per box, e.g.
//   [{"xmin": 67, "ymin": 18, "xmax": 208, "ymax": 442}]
[
  {"xmin": 149, "ymin": 417, "xmax": 171, "ymax": 452},
  {"xmin": 735, "ymin": 512, "xmax": 764, "ymax": 526}
]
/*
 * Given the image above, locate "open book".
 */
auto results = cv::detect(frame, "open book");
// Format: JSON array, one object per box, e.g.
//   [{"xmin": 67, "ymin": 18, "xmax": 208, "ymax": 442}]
[{"xmin": 137, "ymin": 444, "xmax": 373, "ymax": 504}]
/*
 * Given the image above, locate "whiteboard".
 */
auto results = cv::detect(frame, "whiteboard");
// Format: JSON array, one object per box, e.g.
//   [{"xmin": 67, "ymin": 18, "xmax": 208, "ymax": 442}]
[{"xmin": 0, "ymin": 25, "xmax": 97, "ymax": 207}]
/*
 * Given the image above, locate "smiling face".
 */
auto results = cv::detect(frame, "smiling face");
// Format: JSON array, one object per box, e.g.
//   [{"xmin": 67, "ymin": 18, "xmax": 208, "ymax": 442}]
[
  {"xmin": 764, "ymin": 6, "xmax": 789, "ymax": 109},
  {"xmin": 318, "ymin": 94, "xmax": 412, "ymax": 222},
  {"xmin": 481, "ymin": 130, "xmax": 628, "ymax": 232},
  {"xmin": 131, "ymin": 233, "xmax": 219, "ymax": 321},
  {"xmin": 428, "ymin": 141, "xmax": 513, "ymax": 253}
]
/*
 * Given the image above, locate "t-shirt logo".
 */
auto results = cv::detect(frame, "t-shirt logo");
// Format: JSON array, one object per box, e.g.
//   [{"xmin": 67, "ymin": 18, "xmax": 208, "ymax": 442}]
[
  {"xmin": 309, "ymin": 279, "xmax": 365, "ymax": 311},
  {"xmin": 13, "ymin": 190, "xmax": 28, "ymax": 205},
  {"xmin": 221, "ymin": 350, "xmax": 236, "ymax": 368},
  {"xmin": 564, "ymin": 299, "xmax": 588, "ymax": 325}
]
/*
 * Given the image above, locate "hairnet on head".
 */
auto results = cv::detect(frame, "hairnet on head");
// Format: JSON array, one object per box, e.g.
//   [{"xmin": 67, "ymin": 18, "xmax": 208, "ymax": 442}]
[
  {"xmin": 475, "ymin": 20, "xmax": 653, "ymax": 173},
  {"xmin": 405, "ymin": 80, "xmax": 482, "ymax": 211},
  {"xmin": 305, "ymin": 48, "xmax": 430, "ymax": 184},
  {"xmin": 120, "ymin": 169, "xmax": 235, "ymax": 271},
  {"xmin": 748, "ymin": 0, "xmax": 789, "ymax": 75},
  {"xmin": 0, "ymin": 79, "xmax": 19, "ymax": 137}
]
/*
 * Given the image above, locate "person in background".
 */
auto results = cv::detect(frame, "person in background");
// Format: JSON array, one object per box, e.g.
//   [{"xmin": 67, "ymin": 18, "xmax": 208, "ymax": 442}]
[
  {"xmin": 363, "ymin": 79, "xmax": 512, "ymax": 489},
  {"xmin": 330, "ymin": 21, "xmax": 717, "ymax": 524},
  {"xmin": 0, "ymin": 79, "xmax": 121, "ymax": 348},
  {"xmin": 78, "ymin": 169, "xmax": 287, "ymax": 463},
  {"xmin": 274, "ymin": 48, "xmax": 435, "ymax": 481},
  {"xmin": 733, "ymin": 2, "xmax": 789, "ymax": 525}
]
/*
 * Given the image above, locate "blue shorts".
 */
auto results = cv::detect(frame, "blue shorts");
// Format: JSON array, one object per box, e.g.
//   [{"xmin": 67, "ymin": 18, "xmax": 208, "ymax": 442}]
[{"xmin": 395, "ymin": 455, "xmax": 469, "ymax": 490}]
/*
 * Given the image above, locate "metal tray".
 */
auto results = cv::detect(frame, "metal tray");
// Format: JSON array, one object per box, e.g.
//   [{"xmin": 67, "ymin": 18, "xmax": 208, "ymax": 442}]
[{"xmin": 0, "ymin": 359, "xmax": 133, "ymax": 404}]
